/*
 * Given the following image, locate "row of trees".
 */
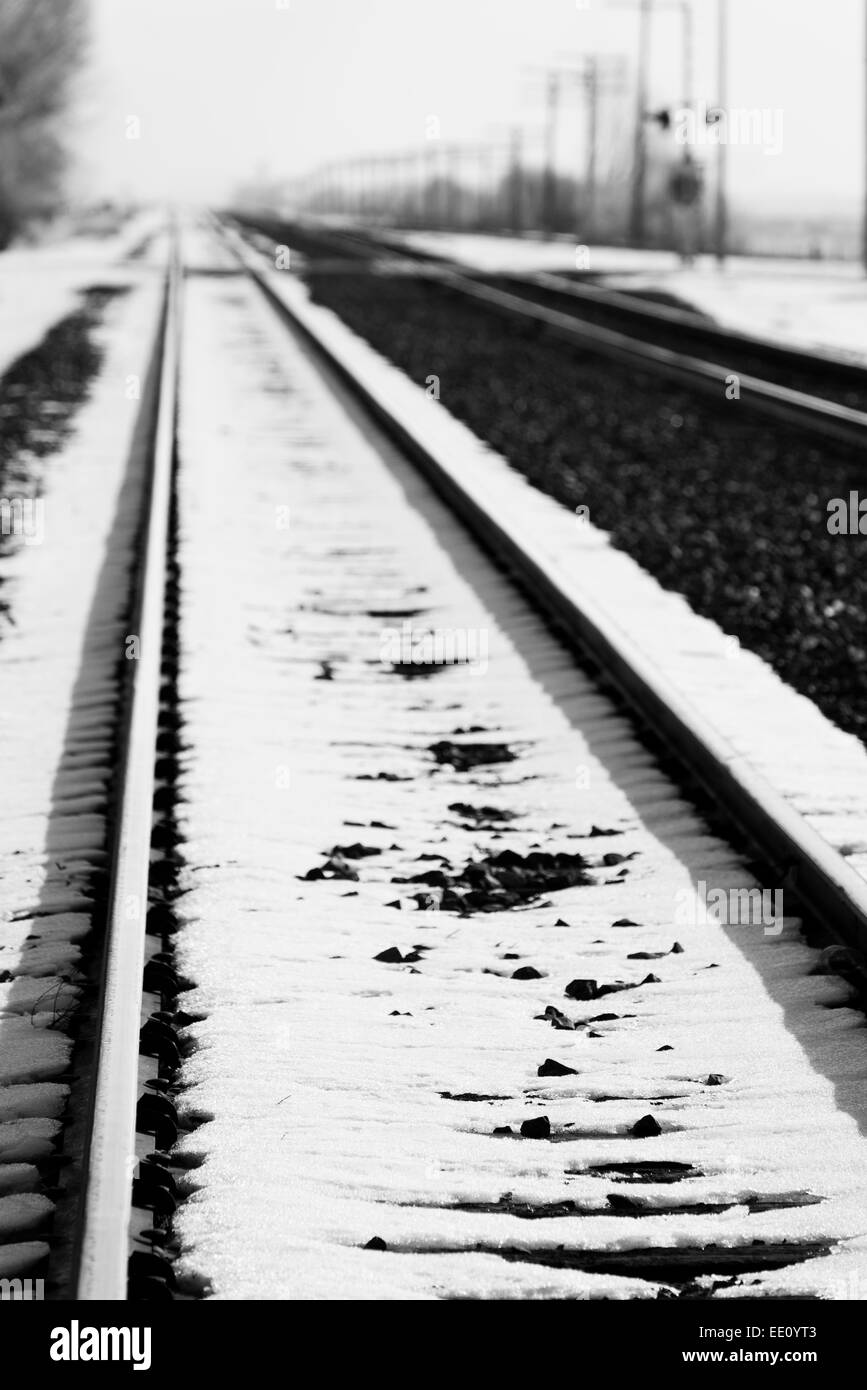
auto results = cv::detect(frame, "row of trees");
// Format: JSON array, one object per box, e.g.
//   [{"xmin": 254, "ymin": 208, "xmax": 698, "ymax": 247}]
[{"xmin": 0, "ymin": 0, "xmax": 86, "ymax": 248}]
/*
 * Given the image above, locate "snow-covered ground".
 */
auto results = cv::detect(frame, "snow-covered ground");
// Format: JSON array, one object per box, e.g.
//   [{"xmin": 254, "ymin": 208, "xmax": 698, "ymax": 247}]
[
  {"xmin": 4, "ymin": 211, "xmax": 866, "ymax": 1300},
  {"xmin": 0, "ymin": 208, "xmax": 168, "ymax": 379},
  {"xmin": 0, "ymin": 269, "xmax": 163, "ymax": 1278},
  {"xmin": 386, "ymin": 230, "xmax": 867, "ymax": 364},
  {"xmin": 251, "ymin": 250, "xmax": 867, "ymax": 888},
  {"xmin": 172, "ymin": 243, "xmax": 867, "ymax": 1301}
]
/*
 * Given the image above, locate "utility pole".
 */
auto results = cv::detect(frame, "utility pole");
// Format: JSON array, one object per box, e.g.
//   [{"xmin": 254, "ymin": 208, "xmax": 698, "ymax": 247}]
[
  {"xmin": 476, "ymin": 144, "xmax": 495, "ymax": 229},
  {"xmin": 677, "ymin": 0, "xmax": 698, "ymax": 260},
  {"xmin": 406, "ymin": 151, "xmax": 415, "ymax": 226},
  {"xmin": 530, "ymin": 55, "xmax": 627, "ymax": 240},
  {"xmin": 715, "ymin": 0, "xmax": 728, "ymax": 265},
  {"xmin": 440, "ymin": 144, "xmax": 454, "ymax": 227},
  {"xmin": 543, "ymin": 70, "xmax": 561, "ymax": 233},
  {"xmin": 576, "ymin": 55, "xmax": 627, "ymax": 241},
  {"xmin": 681, "ymin": 0, "xmax": 694, "ymax": 112},
  {"xmin": 396, "ymin": 152, "xmax": 409, "ymax": 226},
  {"xmin": 630, "ymin": 0, "xmax": 652, "ymax": 244},
  {"xmin": 425, "ymin": 143, "xmax": 438, "ymax": 226},
  {"xmin": 509, "ymin": 125, "xmax": 523, "ymax": 231},
  {"xmin": 615, "ymin": 0, "xmax": 705, "ymax": 250},
  {"xmin": 417, "ymin": 147, "xmax": 427, "ymax": 227},
  {"xmin": 584, "ymin": 56, "xmax": 599, "ymax": 241},
  {"xmin": 863, "ymin": 0, "xmax": 867, "ymax": 273}
]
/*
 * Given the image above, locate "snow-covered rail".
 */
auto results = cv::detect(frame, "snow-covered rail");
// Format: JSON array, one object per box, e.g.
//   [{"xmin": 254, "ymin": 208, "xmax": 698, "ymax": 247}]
[
  {"xmin": 219, "ymin": 220, "xmax": 867, "ymax": 966},
  {"xmin": 233, "ymin": 218, "xmax": 867, "ymax": 436},
  {"xmin": 143, "ymin": 216, "xmax": 867, "ymax": 1301},
  {"xmin": 72, "ymin": 247, "xmax": 180, "ymax": 1300},
  {"xmin": 422, "ymin": 274, "xmax": 867, "ymax": 450},
  {"xmin": 6, "ymin": 213, "xmax": 865, "ymax": 1302}
]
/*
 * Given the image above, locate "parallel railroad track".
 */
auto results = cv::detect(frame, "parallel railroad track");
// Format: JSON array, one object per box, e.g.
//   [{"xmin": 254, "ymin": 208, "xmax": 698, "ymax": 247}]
[
  {"xmin": 221, "ymin": 216, "xmax": 867, "ymax": 962},
  {"xmin": 0, "ymin": 240, "xmax": 185, "ymax": 1300},
  {"xmin": 187, "ymin": 216, "xmax": 867, "ymax": 1299},
  {"xmin": 231, "ymin": 216, "xmax": 867, "ymax": 444},
  {"xmin": 4, "ymin": 215, "xmax": 867, "ymax": 1302}
]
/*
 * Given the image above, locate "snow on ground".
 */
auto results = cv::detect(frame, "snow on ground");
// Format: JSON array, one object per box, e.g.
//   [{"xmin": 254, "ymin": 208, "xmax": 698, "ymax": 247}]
[
  {"xmin": 0, "ymin": 207, "xmax": 167, "ymax": 379},
  {"xmin": 254, "ymin": 256, "xmax": 867, "ymax": 887},
  {"xmin": 0, "ymin": 269, "xmax": 163, "ymax": 1271},
  {"xmin": 387, "ymin": 230, "xmax": 867, "ymax": 364},
  {"xmin": 172, "ymin": 248, "xmax": 867, "ymax": 1301}
]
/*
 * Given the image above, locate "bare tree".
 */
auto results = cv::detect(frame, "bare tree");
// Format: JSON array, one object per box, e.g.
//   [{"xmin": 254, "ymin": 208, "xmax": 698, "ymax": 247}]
[{"xmin": 0, "ymin": 0, "xmax": 88, "ymax": 247}]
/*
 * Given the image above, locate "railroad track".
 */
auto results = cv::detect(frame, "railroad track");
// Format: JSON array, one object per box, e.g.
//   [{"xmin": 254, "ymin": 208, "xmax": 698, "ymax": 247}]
[
  {"xmin": 230, "ymin": 215, "xmax": 867, "ymax": 445},
  {"xmin": 71, "ymin": 241, "xmax": 183, "ymax": 1301},
  {"xmin": 220, "ymin": 216, "xmax": 867, "ymax": 962},
  {"xmin": 0, "ymin": 237, "xmax": 185, "ymax": 1299},
  {"xmin": 176, "ymin": 217, "xmax": 867, "ymax": 1299},
  {"xmin": 484, "ymin": 268, "xmax": 867, "ymax": 410},
  {"xmin": 4, "ymin": 213, "xmax": 867, "ymax": 1302}
]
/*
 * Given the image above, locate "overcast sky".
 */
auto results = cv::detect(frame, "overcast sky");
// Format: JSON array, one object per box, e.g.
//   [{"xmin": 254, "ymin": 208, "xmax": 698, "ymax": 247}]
[{"xmin": 75, "ymin": 0, "xmax": 864, "ymax": 212}]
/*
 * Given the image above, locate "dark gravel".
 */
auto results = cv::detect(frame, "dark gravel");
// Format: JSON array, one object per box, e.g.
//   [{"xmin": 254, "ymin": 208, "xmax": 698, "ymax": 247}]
[
  {"xmin": 233, "ymin": 213, "xmax": 867, "ymax": 406},
  {"xmin": 397, "ymin": 847, "xmax": 594, "ymax": 912},
  {"xmin": 0, "ymin": 285, "xmax": 125, "ymax": 484},
  {"xmin": 299, "ymin": 268, "xmax": 867, "ymax": 748},
  {"xmin": 0, "ymin": 285, "xmax": 127, "ymax": 619}
]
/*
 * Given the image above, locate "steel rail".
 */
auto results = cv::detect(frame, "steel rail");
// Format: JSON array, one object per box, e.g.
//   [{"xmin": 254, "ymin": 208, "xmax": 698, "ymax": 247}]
[
  {"xmin": 222, "ymin": 219, "xmax": 867, "ymax": 959},
  {"xmin": 73, "ymin": 241, "xmax": 180, "ymax": 1300},
  {"xmin": 520, "ymin": 268, "xmax": 867, "ymax": 384},
  {"xmin": 238, "ymin": 218, "xmax": 867, "ymax": 449},
  {"xmin": 352, "ymin": 225, "xmax": 867, "ymax": 389},
  {"xmin": 429, "ymin": 272, "xmax": 867, "ymax": 451}
]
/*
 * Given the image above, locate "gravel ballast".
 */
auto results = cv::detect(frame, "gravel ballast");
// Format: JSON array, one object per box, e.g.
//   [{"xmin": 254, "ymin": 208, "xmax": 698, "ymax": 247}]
[{"xmin": 299, "ymin": 268, "xmax": 867, "ymax": 748}]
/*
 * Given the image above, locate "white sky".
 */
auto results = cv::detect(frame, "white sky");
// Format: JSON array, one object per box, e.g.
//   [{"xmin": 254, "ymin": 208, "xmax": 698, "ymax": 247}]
[{"xmin": 75, "ymin": 0, "xmax": 864, "ymax": 212}]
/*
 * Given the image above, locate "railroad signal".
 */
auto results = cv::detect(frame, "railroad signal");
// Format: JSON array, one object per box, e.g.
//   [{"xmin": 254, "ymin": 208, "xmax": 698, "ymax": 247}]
[
  {"xmin": 647, "ymin": 108, "xmax": 672, "ymax": 130},
  {"xmin": 669, "ymin": 158, "xmax": 703, "ymax": 206}
]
